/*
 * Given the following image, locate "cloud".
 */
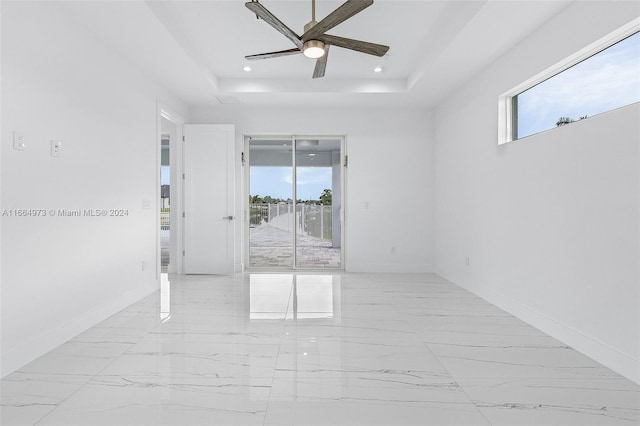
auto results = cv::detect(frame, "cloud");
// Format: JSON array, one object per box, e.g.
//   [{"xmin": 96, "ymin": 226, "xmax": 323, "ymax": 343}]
[{"xmin": 295, "ymin": 167, "xmax": 332, "ymax": 185}]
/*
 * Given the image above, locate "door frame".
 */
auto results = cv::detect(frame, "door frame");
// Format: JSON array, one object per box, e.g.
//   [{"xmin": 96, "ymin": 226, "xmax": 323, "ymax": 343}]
[
  {"xmin": 243, "ymin": 134, "xmax": 347, "ymax": 270},
  {"xmin": 157, "ymin": 103, "xmax": 185, "ymax": 276}
]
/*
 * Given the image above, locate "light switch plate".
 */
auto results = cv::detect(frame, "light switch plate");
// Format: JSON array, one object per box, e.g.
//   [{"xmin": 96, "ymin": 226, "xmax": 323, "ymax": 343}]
[
  {"xmin": 51, "ymin": 140, "xmax": 61, "ymax": 157},
  {"xmin": 13, "ymin": 132, "xmax": 25, "ymax": 151}
]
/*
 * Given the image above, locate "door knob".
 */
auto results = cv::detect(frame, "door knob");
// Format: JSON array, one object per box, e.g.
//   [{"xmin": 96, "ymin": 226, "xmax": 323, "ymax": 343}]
[{"xmin": 223, "ymin": 215, "xmax": 235, "ymax": 220}]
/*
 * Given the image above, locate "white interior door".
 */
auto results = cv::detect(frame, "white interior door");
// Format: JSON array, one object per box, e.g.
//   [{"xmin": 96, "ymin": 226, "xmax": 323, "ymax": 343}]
[{"xmin": 183, "ymin": 124, "xmax": 235, "ymax": 274}]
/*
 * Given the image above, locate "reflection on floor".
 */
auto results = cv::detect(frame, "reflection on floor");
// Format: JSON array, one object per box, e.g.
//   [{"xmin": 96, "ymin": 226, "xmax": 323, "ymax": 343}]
[
  {"xmin": 249, "ymin": 225, "xmax": 341, "ymax": 268},
  {"xmin": 2, "ymin": 273, "xmax": 639, "ymax": 425}
]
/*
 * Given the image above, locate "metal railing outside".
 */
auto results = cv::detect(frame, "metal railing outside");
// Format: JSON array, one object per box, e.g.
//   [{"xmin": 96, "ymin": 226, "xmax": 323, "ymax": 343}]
[
  {"xmin": 160, "ymin": 210, "xmax": 170, "ymax": 272},
  {"xmin": 250, "ymin": 203, "xmax": 332, "ymax": 242},
  {"xmin": 160, "ymin": 211, "xmax": 170, "ymax": 235}
]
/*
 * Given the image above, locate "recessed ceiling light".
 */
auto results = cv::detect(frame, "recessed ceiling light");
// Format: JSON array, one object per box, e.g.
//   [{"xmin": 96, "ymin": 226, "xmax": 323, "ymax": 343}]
[
  {"xmin": 243, "ymin": 66, "xmax": 252, "ymax": 72},
  {"xmin": 374, "ymin": 66, "xmax": 383, "ymax": 73}
]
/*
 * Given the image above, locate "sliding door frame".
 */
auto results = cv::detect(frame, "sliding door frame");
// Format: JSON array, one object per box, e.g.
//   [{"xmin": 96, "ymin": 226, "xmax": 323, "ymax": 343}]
[{"xmin": 243, "ymin": 134, "xmax": 346, "ymax": 271}]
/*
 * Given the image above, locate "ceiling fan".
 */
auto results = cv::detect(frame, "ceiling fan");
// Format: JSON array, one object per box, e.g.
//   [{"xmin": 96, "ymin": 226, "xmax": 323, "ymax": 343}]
[{"xmin": 245, "ymin": 0, "xmax": 389, "ymax": 78}]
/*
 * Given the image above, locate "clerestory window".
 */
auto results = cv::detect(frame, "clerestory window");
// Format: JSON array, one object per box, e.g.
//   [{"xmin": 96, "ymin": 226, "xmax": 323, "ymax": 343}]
[{"xmin": 499, "ymin": 21, "xmax": 639, "ymax": 144}]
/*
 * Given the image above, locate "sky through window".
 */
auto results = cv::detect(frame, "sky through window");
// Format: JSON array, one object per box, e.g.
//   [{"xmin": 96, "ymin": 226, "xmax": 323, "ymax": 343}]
[{"xmin": 515, "ymin": 31, "xmax": 639, "ymax": 139}]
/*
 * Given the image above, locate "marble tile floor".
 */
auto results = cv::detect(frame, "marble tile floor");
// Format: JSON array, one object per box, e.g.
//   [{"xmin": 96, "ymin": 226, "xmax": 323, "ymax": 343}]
[{"xmin": 1, "ymin": 273, "xmax": 638, "ymax": 426}]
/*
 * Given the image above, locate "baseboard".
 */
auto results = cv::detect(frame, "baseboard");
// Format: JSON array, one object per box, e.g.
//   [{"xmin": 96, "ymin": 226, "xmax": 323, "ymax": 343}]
[
  {"xmin": 449, "ymin": 277, "xmax": 640, "ymax": 385},
  {"xmin": 346, "ymin": 262, "xmax": 434, "ymax": 273},
  {"xmin": 0, "ymin": 281, "xmax": 158, "ymax": 378}
]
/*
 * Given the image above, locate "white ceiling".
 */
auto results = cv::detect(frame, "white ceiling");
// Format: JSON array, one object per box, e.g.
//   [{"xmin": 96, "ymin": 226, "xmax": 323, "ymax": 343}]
[{"xmin": 60, "ymin": 0, "xmax": 573, "ymax": 108}]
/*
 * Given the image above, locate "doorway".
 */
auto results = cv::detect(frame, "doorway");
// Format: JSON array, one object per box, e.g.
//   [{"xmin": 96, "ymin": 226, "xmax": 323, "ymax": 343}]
[
  {"xmin": 160, "ymin": 130, "xmax": 170, "ymax": 273},
  {"xmin": 157, "ymin": 106, "xmax": 184, "ymax": 276},
  {"xmin": 246, "ymin": 135, "xmax": 344, "ymax": 269}
]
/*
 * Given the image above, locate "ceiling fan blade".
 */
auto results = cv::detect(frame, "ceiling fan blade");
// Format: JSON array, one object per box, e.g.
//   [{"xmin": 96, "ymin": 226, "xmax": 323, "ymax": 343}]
[
  {"xmin": 245, "ymin": 1, "xmax": 303, "ymax": 49},
  {"xmin": 312, "ymin": 45, "xmax": 330, "ymax": 79},
  {"xmin": 318, "ymin": 34, "xmax": 389, "ymax": 57},
  {"xmin": 302, "ymin": 0, "xmax": 373, "ymax": 42},
  {"xmin": 245, "ymin": 48, "xmax": 302, "ymax": 60}
]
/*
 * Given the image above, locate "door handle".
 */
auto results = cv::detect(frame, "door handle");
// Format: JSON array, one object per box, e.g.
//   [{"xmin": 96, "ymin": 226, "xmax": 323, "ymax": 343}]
[{"xmin": 223, "ymin": 215, "xmax": 235, "ymax": 221}]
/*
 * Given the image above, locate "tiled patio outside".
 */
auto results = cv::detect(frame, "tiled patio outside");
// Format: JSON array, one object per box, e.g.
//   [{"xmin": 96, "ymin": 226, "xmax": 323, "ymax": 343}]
[
  {"xmin": 249, "ymin": 225, "xmax": 341, "ymax": 268},
  {"xmin": 161, "ymin": 233, "xmax": 170, "ymax": 273},
  {"xmin": 161, "ymin": 225, "xmax": 341, "ymax": 271}
]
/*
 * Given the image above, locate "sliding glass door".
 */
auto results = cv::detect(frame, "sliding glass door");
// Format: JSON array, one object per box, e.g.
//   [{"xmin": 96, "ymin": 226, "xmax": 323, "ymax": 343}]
[
  {"xmin": 247, "ymin": 136, "xmax": 343, "ymax": 269},
  {"xmin": 248, "ymin": 139, "xmax": 294, "ymax": 267},
  {"xmin": 294, "ymin": 138, "xmax": 341, "ymax": 268}
]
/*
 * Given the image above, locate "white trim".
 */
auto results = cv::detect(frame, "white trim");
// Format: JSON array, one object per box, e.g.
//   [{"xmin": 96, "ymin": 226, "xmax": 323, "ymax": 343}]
[
  {"xmin": 498, "ymin": 17, "xmax": 640, "ymax": 145},
  {"xmin": 0, "ymin": 283, "xmax": 157, "ymax": 378},
  {"xmin": 292, "ymin": 135, "xmax": 298, "ymax": 265},
  {"xmin": 160, "ymin": 108, "xmax": 184, "ymax": 127},
  {"xmin": 243, "ymin": 135, "xmax": 250, "ymax": 270},
  {"xmin": 341, "ymin": 135, "xmax": 347, "ymax": 270},
  {"xmin": 347, "ymin": 262, "xmax": 434, "ymax": 274},
  {"xmin": 156, "ymin": 102, "xmax": 185, "ymax": 275},
  {"xmin": 453, "ymin": 280, "xmax": 640, "ymax": 385}
]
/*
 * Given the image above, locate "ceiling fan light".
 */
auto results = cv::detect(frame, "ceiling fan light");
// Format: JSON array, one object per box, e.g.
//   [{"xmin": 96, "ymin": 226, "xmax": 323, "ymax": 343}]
[{"xmin": 303, "ymin": 40, "xmax": 325, "ymax": 59}]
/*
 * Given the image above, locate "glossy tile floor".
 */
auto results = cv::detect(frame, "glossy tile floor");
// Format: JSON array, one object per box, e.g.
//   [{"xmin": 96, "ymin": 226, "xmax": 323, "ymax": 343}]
[{"xmin": 2, "ymin": 273, "xmax": 638, "ymax": 425}]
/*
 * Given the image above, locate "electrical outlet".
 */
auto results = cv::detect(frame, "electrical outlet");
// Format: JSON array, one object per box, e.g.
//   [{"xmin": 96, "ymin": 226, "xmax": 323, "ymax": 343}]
[
  {"xmin": 465, "ymin": 256, "xmax": 470, "ymax": 266},
  {"xmin": 142, "ymin": 260, "xmax": 147, "ymax": 271},
  {"xmin": 13, "ymin": 132, "xmax": 25, "ymax": 151},
  {"xmin": 391, "ymin": 246, "xmax": 397, "ymax": 254},
  {"xmin": 50, "ymin": 140, "xmax": 61, "ymax": 157}
]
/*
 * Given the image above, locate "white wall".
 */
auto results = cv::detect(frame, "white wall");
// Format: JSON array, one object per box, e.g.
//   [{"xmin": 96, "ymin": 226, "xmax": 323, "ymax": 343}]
[
  {"xmin": 1, "ymin": 2, "xmax": 188, "ymax": 377},
  {"xmin": 189, "ymin": 106, "xmax": 435, "ymax": 273},
  {"xmin": 434, "ymin": 1, "xmax": 639, "ymax": 383}
]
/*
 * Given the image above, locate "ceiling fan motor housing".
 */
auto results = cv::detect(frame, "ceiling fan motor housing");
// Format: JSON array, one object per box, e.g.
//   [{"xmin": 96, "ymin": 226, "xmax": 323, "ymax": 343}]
[
  {"xmin": 303, "ymin": 39, "xmax": 325, "ymax": 58},
  {"xmin": 303, "ymin": 21, "xmax": 324, "ymax": 58},
  {"xmin": 304, "ymin": 20, "xmax": 318, "ymax": 33}
]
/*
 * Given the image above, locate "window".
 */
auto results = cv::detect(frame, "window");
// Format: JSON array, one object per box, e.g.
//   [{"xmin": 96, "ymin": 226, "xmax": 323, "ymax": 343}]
[{"xmin": 499, "ymin": 20, "xmax": 640, "ymax": 144}]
